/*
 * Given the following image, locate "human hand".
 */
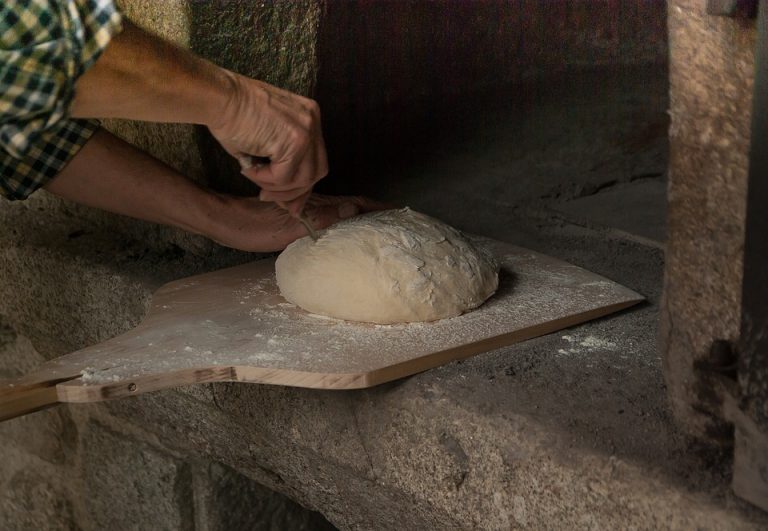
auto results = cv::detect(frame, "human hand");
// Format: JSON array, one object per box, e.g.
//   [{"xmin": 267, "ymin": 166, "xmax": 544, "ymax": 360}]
[
  {"xmin": 69, "ymin": 21, "xmax": 330, "ymax": 216},
  {"xmin": 209, "ymin": 194, "xmax": 390, "ymax": 252},
  {"xmin": 44, "ymin": 130, "xmax": 384, "ymax": 254},
  {"xmin": 209, "ymin": 75, "xmax": 328, "ymax": 215}
]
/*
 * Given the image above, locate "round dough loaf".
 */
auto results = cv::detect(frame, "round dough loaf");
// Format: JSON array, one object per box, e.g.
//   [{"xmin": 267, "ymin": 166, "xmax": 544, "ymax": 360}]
[{"xmin": 275, "ymin": 208, "xmax": 499, "ymax": 324}]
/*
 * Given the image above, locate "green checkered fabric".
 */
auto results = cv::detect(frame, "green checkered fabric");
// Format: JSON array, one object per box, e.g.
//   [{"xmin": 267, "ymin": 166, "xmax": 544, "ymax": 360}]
[{"xmin": 1, "ymin": 0, "xmax": 122, "ymax": 200}]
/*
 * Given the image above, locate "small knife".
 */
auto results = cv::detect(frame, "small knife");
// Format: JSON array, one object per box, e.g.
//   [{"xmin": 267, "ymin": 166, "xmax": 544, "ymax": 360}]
[
  {"xmin": 297, "ymin": 211, "xmax": 319, "ymax": 242},
  {"xmin": 237, "ymin": 154, "xmax": 319, "ymax": 242}
]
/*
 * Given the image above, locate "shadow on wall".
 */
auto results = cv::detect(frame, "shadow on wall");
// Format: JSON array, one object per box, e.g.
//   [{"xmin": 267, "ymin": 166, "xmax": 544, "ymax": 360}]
[{"xmin": 314, "ymin": 0, "xmax": 668, "ymax": 195}]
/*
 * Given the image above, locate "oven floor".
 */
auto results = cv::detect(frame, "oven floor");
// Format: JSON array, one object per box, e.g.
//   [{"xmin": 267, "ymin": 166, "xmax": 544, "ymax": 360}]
[{"xmin": 345, "ymin": 64, "xmax": 669, "ymax": 246}]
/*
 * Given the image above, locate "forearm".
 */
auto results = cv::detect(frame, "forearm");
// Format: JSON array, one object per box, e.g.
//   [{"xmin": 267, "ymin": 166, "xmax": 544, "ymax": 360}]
[
  {"xmin": 67, "ymin": 16, "xmax": 328, "ymax": 210},
  {"xmin": 44, "ymin": 129, "xmax": 225, "ymax": 238},
  {"xmin": 69, "ymin": 21, "xmax": 232, "ymax": 128}
]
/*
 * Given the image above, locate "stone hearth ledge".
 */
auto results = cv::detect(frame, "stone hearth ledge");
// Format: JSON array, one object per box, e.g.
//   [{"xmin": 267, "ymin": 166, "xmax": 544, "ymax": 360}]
[{"xmin": 2, "ymin": 197, "xmax": 766, "ymax": 530}]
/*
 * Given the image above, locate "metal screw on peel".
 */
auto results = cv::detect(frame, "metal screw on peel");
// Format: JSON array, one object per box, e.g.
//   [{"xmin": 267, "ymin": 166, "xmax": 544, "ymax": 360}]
[{"xmin": 128, "ymin": 383, "xmax": 137, "ymax": 392}]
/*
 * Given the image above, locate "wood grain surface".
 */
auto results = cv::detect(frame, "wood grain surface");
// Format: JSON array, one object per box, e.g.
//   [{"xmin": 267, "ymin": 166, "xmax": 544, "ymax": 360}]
[{"xmin": 0, "ymin": 239, "xmax": 643, "ymax": 421}]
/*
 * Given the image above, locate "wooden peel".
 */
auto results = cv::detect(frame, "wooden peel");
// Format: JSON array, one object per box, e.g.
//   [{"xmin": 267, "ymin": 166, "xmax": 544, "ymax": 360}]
[
  {"xmin": 0, "ymin": 239, "xmax": 643, "ymax": 422},
  {"xmin": 0, "ymin": 377, "xmax": 75, "ymax": 422}
]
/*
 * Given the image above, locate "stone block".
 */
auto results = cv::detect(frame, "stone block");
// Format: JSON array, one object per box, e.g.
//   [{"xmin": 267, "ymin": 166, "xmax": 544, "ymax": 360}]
[
  {"xmin": 554, "ymin": 179, "xmax": 668, "ymax": 246},
  {"xmin": 0, "ymin": 321, "xmax": 79, "ymax": 530},
  {"xmin": 97, "ymin": 364, "xmax": 768, "ymax": 530},
  {"xmin": 79, "ymin": 420, "xmax": 194, "ymax": 530},
  {"xmin": 0, "ymin": 318, "xmax": 78, "ymax": 465},
  {"xmin": 0, "ymin": 201, "xmax": 251, "ymax": 358},
  {"xmin": 0, "ymin": 316, "xmax": 45, "ymax": 378},
  {"xmin": 0, "ymin": 407, "xmax": 77, "ymax": 466},
  {"xmin": 193, "ymin": 461, "xmax": 335, "ymax": 531},
  {"xmin": 0, "ymin": 224, "xmax": 154, "ymax": 358},
  {"xmin": 0, "ymin": 466, "xmax": 78, "ymax": 531},
  {"xmin": 661, "ymin": 0, "xmax": 756, "ymax": 438}
]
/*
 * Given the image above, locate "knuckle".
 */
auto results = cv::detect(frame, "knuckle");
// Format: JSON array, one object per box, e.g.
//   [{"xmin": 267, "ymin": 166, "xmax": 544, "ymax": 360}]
[
  {"xmin": 298, "ymin": 98, "xmax": 321, "ymax": 125},
  {"xmin": 297, "ymin": 110, "xmax": 315, "ymax": 130},
  {"xmin": 288, "ymin": 127, "xmax": 309, "ymax": 150},
  {"xmin": 318, "ymin": 162, "xmax": 329, "ymax": 179},
  {"xmin": 298, "ymin": 96, "xmax": 319, "ymax": 111},
  {"xmin": 306, "ymin": 98, "xmax": 321, "ymax": 116},
  {"xmin": 256, "ymin": 171, "xmax": 279, "ymax": 186}
]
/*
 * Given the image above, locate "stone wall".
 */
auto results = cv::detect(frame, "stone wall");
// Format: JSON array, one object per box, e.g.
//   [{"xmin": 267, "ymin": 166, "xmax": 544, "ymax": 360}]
[
  {"xmin": 0, "ymin": 315, "xmax": 334, "ymax": 530},
  {"xmin": 6, "ymin": 0, "xmax": 762, "ymax": 528},
  {"xmin": 661, "ymin": 0, "xmax": 756, "ymax": 439},
  {"xmin": 4, "ymin": 215, "xmax": 766, "ymax": 530},
  {"xmin": 1, "ymin": 2, "xmax": 333, "ymax": 529}
]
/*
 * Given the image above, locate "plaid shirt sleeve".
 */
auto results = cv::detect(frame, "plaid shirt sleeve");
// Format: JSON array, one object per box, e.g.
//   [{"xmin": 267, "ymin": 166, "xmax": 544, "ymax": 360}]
[{"xmin": 0, "ymin": 0, "xmax": 123, "ymax": 200}]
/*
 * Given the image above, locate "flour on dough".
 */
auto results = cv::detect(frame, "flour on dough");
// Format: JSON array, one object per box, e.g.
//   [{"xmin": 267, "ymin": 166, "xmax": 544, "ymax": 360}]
[{"xmin": 275, "ymin": 207, "xmax": 499, "ymax": 324}]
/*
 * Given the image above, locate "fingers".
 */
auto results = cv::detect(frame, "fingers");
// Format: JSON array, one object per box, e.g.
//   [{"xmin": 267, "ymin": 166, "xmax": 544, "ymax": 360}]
[
  {"xmin": 218, "ymin": 193, "xmax": 391, "ymax": 252},
  {"xmin": 267, "ymin": 193, "xmax": 393, "ymax": 241},
  {"xmin": 242, "ymin": 143, "xmax": 327, "ymax": 200},
  {"xmin": 304, "ymin": 202, "xmax": 360, "ymax": 231},
  {"xmin": 259, "ymin": 186, "xmax": 312, "ymax": 203},
  {"xmin": 300, "ymin": 195, "xmax": 393, "ymax": 230},
  {"xmin": 337, "ymin": 202, "xmax": 360, "ymax": 218},
  {"xmin": 266, "ymin": 193, "xmax": 392, "ymax": 217},
  {"xmin": 231, "ymin": 89, "xmax": 328, "ymax": 195},
  {"xmin": 274, "ymin": 192, "xmax": 312, "ymax": 217},
  {"xmin": 236, "ymin": 154, "xmax": 270, "ymax": 172},
  {"xmin": 306, "ymin": 194, "xmax": 395, "ymax": 213},
  {"xmin": 347, "ymin": 196, "xmax": 396, "ymax": 213},
  {"xmin": 267, "ymin": 134, "xmax": 328, "ymax": 193}
]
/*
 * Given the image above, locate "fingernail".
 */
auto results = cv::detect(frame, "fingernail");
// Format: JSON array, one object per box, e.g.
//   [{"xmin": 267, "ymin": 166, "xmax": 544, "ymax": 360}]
[
  {"xmin": 237, "ymin": 155, "xmax": 254, "ymax": 170},
  {"xmin": 338, "ymin": 202, "xmax": 359, "ymax": 219}
]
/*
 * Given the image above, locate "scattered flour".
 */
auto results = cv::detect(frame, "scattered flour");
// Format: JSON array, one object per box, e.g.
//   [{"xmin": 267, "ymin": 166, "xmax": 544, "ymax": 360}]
[
  {"xmin": 80, "ymin": 367, "xmax": 122, "ymax": 383},
  {"xmin": 67, "ymin": 239, "xmax": 638, "ymax": 387},
  {"xmin": 80, "ymin": 367, "xmax": 96, "ymax": 382},
  {"xmin": 558, "ymin": 334, "xmax": 617, "ymax": 355}
]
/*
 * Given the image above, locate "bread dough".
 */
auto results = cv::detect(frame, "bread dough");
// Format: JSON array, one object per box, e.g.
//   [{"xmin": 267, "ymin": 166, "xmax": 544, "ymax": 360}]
[{"xmin": 275, "ymin": 208, "xmax": 499, "ymax": 324}]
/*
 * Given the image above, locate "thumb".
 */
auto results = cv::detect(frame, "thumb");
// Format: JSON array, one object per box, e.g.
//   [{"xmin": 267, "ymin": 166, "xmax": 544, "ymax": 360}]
[{"xmin": 337, "ymin": 201, "xmax": 360, "ymax": 219}]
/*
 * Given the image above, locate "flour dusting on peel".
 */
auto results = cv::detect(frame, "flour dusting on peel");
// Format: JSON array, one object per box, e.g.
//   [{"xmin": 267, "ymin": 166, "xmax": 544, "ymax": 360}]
[{"xmin": 64, "ymin": 237, "xmax": 642, "ymax": 386}]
